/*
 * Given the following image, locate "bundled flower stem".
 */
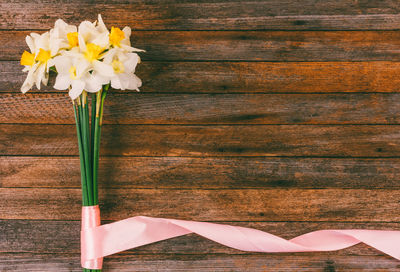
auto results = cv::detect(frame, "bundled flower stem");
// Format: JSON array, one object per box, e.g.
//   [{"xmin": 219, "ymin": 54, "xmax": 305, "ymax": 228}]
[
  {"xmin": 73, "ymin": 87, "xmax": 107, "ymax": 272},
  {"xmin": 73, "ymin": 84, "xmax": 108, "ymax": 207},
  {"xmin": 20, "ymin": 14, "xmax": 143, "ymax": 271}
]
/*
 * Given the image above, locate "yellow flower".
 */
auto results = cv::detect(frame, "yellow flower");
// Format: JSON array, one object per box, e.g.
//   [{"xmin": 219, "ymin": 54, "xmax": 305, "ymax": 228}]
[
  {"xmin": 84, "ymin": 43, "xmax": 104, "ymax": 62},
  {"xmin": 35, "ymin": 48, "xmax": 51, "ymax": 63},
  {"xmin": 67, "ymin": 32, "xmax": 79, "ymax": 47},
  {"xmin": 109, "ymin": 27, "xmax": 125, "ymax": 47},
  {"xmin": 20, "ymin": 51, "xmax": 35, "ymax": 66}
]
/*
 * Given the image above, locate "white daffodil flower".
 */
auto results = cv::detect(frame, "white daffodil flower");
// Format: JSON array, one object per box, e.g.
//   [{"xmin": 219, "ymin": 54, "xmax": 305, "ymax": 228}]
[
  {"xmin": 21, "ymin": 31, "xmax": 56, "ymax": 92},
  {"xmin": 74, "ymin": 15, "xmax": 114, "ymax": 89},
  {"xmin": 20, "ymin": 19, "xmax": 80, "ymax": 93},
  {"xmin": 52, "ymin": 49, "xmax": 109, "ymax": 99},
  {"xmin": 78, "ymin": 14, "xmax": 110, "ymax": 49},
  {"xmin": 95, "ymin": 14, "xmax": 144, "ymax": 53},
  {"xmin": 50, "ymin": 19, "xmax": 78, "ymax": 50},
  {"xmin": 114, "ymin": 26, "xmax": 145, "ymax": 53},
  {"xmin": 103, "ymin": 47, "xmax": 142, "ymax": 91},
  {"xmin": 77, "ymin": 37, "xmax": 114, "ymax": 84}
]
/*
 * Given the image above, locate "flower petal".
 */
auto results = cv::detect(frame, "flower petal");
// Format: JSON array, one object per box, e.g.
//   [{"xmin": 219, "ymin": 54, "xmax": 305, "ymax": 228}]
[
  {"xmin": 69, "ymin": 79, "xmax": 85, "ymax": 99},
  {"xmin": 54, "ymin": 74, "xmax": 71, "ymax": 90},
  {"xmin": 20, "ymin": 64, "xmax": 38, "ymax": 93},
  {"xmin": 78, "ymin": 33, "xmax": 87, "ymax": 53},
  {"xmin": 26, "ymin": 35, "xmax": 35, "ymax": 53},
  {"xmin": 102, "ymin": 48, "xmax": 116, "ymax": 63},
  {"xmin": 84, "ymin": 75, "xmax": 103, "ymax": 93},
  {"xmin": 121, "ymin": 26, "xmax": 131, "ymax": 46},
  {"xmin": 53, "ymin": 55, "xmax": 71, "ymax": 75},
  {"xmin": 96, "ymin": 14, "xmax": 108, "ymax": 33},
  {"xmin": 123, "ymin": 53, "xmax": 139, "ymax": 73},
  {"xmin": 34, "ymin": 64, "xmax": 46, "ymax": 90},
  {"xmin": 110, "ymin": 76, "xmax": 122, "ymax": 90},
  {"xmin": 92, "ymin": 32, "xmax": 109, "ymax": 49},
  {"xmin": 93, "ymin": 60, "xmax": 114, "ymax": 77},
  {"xmin": 120, "ymin": 44, "xmax": 145, "ymax": 53},
  {"xmin": 75, "ymin": 59, "xmax": 90, "ymax": 77}
]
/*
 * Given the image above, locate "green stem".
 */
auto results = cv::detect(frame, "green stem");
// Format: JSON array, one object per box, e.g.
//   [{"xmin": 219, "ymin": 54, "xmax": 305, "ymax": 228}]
[
  {"xmin": 99, "ymin": 85, "xmax": 108, "ymax": 126},
  {"xmin": 93, "ymin": 87, "xmax": 108, "ymax": 205},
  {"xmin": 81, "ymin": 86, "xmax": 108, "ymax": 272},
  {"xmin": 92, "ymin": 90, "xmax": 102, "ymax": 205},
  {"xmin": 91, "ymin": 93, "xmax": 96, "ymax": 168},
  {"xmin": 81, "ymin": 92, "xmax": 93, "ymax": 205},
  {"xmin": 85, "ymin": 94, "xmax": 91, "ymax": 169},
  {"xmin": 90, "ymin": 93, "xmax": 96, "ymax": 163},
  {"xmin": 73, "ymin": 102, "xmax": 88, "ymax": 206}
]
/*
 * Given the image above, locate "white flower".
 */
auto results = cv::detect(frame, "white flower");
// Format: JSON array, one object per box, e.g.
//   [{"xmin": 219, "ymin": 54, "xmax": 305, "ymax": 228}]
[
  {"xmin": 78, "ymin": 14, "xmax": 110, "ymax": 50},
  {"xmin": 114, "ymin": 26, "xmax": 145, "ymax": 53},
  {"xmin": 21, "ymin": 31, "xmax": 55, "ymax": 92},
  {"xmin": 20, "ymin": 61, "xmax": 40, "ymax": 93},
  {"xmin": 50, "ymin": 19, "xmax": 78, "ymax": 51},
  {"xmin": 103, "ymin": 48, "xmax": 142, "ymax": 91},
  {"xmin": 52, "ymin": 49, "xmax": 109, "ymax": 99},
  {"xmin": 71, "ymin": 15, "xmax": 114, "ymax": 91},
  {"xmin": 21, "ymin": 14, "xmax": 144, "ymax": 95},
  {"xmin": 20, "ymin": 19, "xmax": 81, "ymax": 93}
]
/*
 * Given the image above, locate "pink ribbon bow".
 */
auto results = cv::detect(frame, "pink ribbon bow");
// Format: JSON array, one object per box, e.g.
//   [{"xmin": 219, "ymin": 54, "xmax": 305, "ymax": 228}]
[{"xmin": 81, "ymin": 205, "xmax": 400, "ymax": 269}]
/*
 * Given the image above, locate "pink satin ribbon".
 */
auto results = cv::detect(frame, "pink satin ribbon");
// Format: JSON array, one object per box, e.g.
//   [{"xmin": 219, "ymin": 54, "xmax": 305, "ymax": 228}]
[
  {"xmin": 81, "ymin": 206, "xmax": 103, "ymax": 269},
  {"xmin": 81, "ymin": 206, "xmax": 400, "ymax": 269}
]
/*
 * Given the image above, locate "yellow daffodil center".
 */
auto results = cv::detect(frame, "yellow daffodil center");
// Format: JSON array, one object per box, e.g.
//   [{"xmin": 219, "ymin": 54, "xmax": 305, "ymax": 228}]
[
  {"xmin": 109, "ymin": 27, "xmax": 125, "ymax": 47},
  {"xmin": 69, "ymin": 66, "xmax": 77, "ymax": 80},
  {"xmin": 20, "ymin": 50, "xmax": 35, "ymax": 66},
  {"xmin": 84, "ymin": 43, "xmax": 103, "ymax": 62},
  {"xmin": 35, "ymin": 48, "xmax": 51, "ymax": 63},
  {"xmin": 67, "ymin": 32, "xmax": 79, "ymax": 48},
  {"xmin": 112, "ymin": 59, "xmax": 124, "ymax": 74}
]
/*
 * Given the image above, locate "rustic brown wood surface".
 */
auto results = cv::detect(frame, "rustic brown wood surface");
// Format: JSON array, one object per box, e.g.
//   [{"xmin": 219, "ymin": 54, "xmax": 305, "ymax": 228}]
[
  {"xmin": 3, "ymin": 124, "xmax": 400, "ymax": 157},
  {"xmin": 4, "ymin": 93, "xmax": 400, "ymax": 124},
  {"xmin": 4, "ymin": 61, "xmax": 400, "ymax": 93},
  {"xmin": 3, "ymin": 157, "xmax": 400, "ymax": 189},
  {"xmin": 1, "ymin": 0, "xmax": 400, "ymax": 271},
  {"xmin": 3, "ymin": 0, "xmax": 400, "ymax": 31},
  {"xmin": 5, "ymin": 30, "xmax": 400, "ymax": 61}
]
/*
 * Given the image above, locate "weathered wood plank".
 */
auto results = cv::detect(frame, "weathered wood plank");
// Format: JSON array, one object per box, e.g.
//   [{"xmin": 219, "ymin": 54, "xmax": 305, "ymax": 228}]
[
  {"xmin": 1, "ymin": 124, "xmax": 400, "ymax": 157},
  {"xmin": 3, "ymin": 0, "xmax": 400, "ymax": 31},
  {"xmin": 0, "ymin": 253, "xmax": 398, "ymax": 271},
  {"xmin": 0, "ymin": 188, "xmax": 398, "ymax": 221},
  {"xmin": 2, "ymin": 219, "xmax": 399, "ymax": 255},
  {"xmin": 5, "ymin": 31, "xmax": 400, "ymax": 61},
  {"xmin": 3, "ymin": 93, "xmax": 400, "ymax": 124},
  {"xmin": 5, "ymin": 61, "xmax": 400, "ymax": 93},
  {"xmin": 2, "ymin": 156, "xmax": 400, "ymax": 189}
]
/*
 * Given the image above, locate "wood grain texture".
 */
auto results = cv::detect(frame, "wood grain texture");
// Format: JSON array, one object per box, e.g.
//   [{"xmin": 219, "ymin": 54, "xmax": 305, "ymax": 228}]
[
  {"xmin": 3, "ymin": 0, "xmax": 400, "ymax": 31},
  {"xmin": 3, "ymin": 93, "xmax": 400, "ymax": 124},
  {"xmin": 2, "ymin": 220, "xmax": 399, "ymax": 255},
  {"xmin": 5, "ymin": 31, "xmax": 400, "ymax": 61},
  {"xmin": 5, "ymin": 61, "xmax": 400, "ymax": 93},
  {"xmin": 0, "ymin": 188, "xmax": 399, "ymax": 221},
  {"xmin": 1, "ymin": 253, "xmax": 399, "ymax": 271},
  {"xmin": 2, "ymin": 1, "xmax": 400, "ymax": 270},
  {"xmin": 2, "ymin": 156, "xmax": 400, "ymax": 189},
  {"xmin": 1, "ymin": 124, "xmax": 400, "ymax": 157}
]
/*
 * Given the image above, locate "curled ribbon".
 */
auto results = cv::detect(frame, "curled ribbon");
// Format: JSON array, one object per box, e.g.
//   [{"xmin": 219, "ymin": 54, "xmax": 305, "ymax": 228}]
[{"xmin": 81, "ymin": 206, "xmax": 400, "ymax": 269}]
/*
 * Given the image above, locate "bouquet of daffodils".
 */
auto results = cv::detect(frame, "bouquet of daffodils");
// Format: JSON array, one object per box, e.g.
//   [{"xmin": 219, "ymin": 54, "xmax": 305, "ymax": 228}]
[{"xmin": 20, "ymin": 15, "xmax": 143, "ymax": 271}]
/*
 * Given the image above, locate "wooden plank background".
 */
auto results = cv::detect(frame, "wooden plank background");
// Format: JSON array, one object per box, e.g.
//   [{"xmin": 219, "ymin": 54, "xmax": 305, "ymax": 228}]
[{"xmin": 1, "ymin": 0, "xmax": 400, "ymax": 271}]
